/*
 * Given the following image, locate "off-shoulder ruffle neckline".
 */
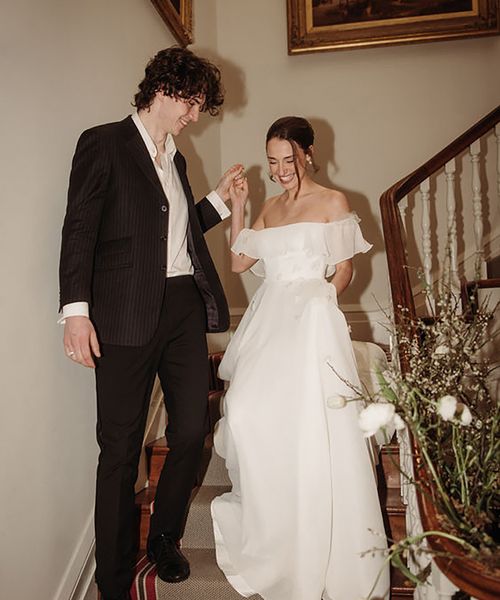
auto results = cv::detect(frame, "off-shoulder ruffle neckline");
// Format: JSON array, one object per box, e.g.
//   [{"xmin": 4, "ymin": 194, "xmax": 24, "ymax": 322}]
[{"xmin": 250, "ymin": 212, "xmax": 360, "ymax": 234}]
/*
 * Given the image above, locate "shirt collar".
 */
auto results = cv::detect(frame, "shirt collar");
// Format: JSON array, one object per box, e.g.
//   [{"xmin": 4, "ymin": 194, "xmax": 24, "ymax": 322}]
[{"xmin": 131, "ymin": 111, "xmax": 177, "ymax": 161}]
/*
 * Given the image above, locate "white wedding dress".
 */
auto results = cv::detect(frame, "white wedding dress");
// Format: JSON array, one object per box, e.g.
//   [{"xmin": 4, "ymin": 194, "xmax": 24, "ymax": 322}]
[{"xmin": 211, "ymin": 214, "xmax": 390, "ymax": 600}]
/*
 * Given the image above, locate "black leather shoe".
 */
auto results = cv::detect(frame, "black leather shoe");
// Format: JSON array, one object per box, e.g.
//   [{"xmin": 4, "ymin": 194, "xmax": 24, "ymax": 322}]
[{"xmin": 147, "ymin": 533, "xmax": 190, "ymax": 583}]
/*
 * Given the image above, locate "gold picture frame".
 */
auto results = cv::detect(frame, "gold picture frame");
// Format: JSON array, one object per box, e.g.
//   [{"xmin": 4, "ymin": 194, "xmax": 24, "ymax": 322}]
[
  {"xmin": 287, "ymin": 0, "xmax": 500, "ymax": 54},
  {"xmin": 151, "ymin": 0, "xmax": 193, "ymax": 46}
]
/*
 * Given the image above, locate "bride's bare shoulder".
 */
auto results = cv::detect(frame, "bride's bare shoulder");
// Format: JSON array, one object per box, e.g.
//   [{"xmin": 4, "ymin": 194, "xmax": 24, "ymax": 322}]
[{"xmin": 322, "ymin": 188, "xmax": 351, "ymax": 220}]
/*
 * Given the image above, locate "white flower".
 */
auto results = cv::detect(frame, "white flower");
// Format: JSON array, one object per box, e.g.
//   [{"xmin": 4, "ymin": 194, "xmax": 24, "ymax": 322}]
[
  {"xmin": 327, "ymin": 395, "xmax": 347, "ymax": 409},
  {"xmin": 359, "ymin": 403, "xmax": 395, "ymax": 438},
  {"xmin": 459, "ymin": 404, "xmax": 472, "ymax": 426},
  {"xmin": 393, "ymin": 413, "xmax": 406, "ymax": 430},
  {"xmin": 437, "ymin": 395, "xmax": 457, "ymax": 421},
  {"xmin": 434, "ymin": 344, "xmax": 450, "ymax": 357}
]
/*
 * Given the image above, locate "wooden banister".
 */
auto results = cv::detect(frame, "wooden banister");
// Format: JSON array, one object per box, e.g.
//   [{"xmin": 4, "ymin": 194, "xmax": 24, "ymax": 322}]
[
  {"xmin": 383, "ymin": 106, "xmax": 500, "ymax": 206},
  {"xmin": 380, "ymin": 105, "xmax": 500, "ymax": 598},
  {"xmin": 381, "ymin": 105, "xmax": 500, "ymax": 322}
]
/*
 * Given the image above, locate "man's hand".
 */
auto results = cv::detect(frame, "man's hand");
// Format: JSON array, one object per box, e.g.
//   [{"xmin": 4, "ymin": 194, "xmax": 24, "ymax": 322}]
[
  {"xmin": 215, "ymin": 164, "xmax": 245, "ymax": 201},
  {"xmin": 63, "ymin": 316, "xmax": 101, "ymax": 368}
]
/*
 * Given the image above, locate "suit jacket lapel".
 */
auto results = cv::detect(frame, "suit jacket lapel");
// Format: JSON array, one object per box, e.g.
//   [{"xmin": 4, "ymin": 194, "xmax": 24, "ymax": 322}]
[
  {"xmin": 173, "ymin": 151, "xmax": 193, "ymax": 205},
  {"xmin": 173, "ymin": 150, "xmax": 203, "ymax": 251},
  {"xmin": 122, "ymin": 116, "xmax": 166, "ymax": 201}
]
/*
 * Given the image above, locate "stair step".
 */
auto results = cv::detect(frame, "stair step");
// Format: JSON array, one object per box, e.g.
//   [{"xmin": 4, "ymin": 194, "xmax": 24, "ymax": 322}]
[
  {"xmin": 201, "ymin": 446, "xmax": 231, "ymax": 487},
  {"xmin": 182, "ymin": 485, "xmax": 230, "ymax": 548},
  {"xmin": 155, "ymin": 548, "xmax": 262, "ymax": 599}
]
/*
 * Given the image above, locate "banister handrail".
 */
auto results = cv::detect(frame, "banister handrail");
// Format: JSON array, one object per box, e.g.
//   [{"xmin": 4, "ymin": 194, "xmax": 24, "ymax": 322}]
[
  {"xmin": 383, "ymin": 105, "xmax": 500, "ymax": 206},
  {"xmin": 380, "ymin": 105, "xmax": 500, "ymax": 326}
]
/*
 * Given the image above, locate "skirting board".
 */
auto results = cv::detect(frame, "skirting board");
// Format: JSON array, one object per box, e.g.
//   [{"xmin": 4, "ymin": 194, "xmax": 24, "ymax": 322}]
[{"xmin": 53, "ymin": 510, "xmax": 95, "ymax": 600}]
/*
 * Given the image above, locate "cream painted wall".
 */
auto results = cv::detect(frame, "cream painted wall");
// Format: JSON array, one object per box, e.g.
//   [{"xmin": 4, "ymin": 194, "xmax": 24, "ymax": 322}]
[
  {"xmin": 214, "ymin": 0, "xmax": 500, "ymax": 341},
  {"xmin": 0, "ymin": 1, "xmax": 222, "ymax": 599}
]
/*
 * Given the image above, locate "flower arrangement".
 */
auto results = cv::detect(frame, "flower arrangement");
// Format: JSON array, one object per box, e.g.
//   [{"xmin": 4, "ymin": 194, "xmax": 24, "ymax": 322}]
[{"xmin": 347, "ymin": 278, "xmax": 499, "ymax": 593}]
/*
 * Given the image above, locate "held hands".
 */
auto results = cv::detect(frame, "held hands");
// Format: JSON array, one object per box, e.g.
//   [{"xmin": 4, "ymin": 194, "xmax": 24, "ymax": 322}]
[
  {"xmin": 229, "ymin": 174, "xmax": 248, "ymax": 210},
  {"xmin": 64, "ymin": 316, "xmax": 101, "ymax": 368},
  {"xmin": 215, "ymin": 164, "xmax": 245, "ymax": 201}
]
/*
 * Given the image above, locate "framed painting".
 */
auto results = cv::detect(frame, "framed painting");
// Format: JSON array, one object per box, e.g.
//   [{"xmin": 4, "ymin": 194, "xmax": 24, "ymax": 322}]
[
  {"xmin": 287, "ymin": 0, "xmax": 500, "ymax": 54},
  {"xmin": 151, "ymin": 0, "xmax": 193, "ymax": 46}
]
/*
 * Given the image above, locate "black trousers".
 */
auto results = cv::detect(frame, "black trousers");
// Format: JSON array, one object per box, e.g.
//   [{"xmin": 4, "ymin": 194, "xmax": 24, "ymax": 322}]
[{"xmin": 94, "ymin": 276, "xmax": 209, "ymax": 597}]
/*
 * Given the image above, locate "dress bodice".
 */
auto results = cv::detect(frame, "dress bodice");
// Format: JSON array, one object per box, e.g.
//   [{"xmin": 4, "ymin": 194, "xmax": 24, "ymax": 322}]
[{"xmin": 231, "ymin": 213, "xmax": 372, "ymax": 282}]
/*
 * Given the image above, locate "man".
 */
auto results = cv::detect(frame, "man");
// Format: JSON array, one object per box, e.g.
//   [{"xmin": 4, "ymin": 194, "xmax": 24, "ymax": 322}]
[{"xmin": 59, "ymin": 47, "xmax": 242, "ymax": 600}]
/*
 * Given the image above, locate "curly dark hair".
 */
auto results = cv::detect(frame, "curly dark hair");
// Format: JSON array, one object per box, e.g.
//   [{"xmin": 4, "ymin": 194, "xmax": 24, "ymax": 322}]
[{"xmin": 133, "ymin": 46, "xmax": 224, "ymax": 115}]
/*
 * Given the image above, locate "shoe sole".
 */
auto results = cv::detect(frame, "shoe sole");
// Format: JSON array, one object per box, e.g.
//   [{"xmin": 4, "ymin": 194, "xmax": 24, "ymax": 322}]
[{"xmin": 156, "ymin": 570, "xmax": 190, "ymax": 584}]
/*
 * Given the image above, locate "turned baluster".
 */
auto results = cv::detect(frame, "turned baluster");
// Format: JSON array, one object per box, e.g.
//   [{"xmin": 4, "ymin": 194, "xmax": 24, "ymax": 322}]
[
  {"xmin": 420, "ymin": 178, "xmax": 434, "ymax": 310},
  {"xmin": 399, "ymin": 194, "xmax": 408, "ymax": 230},
  {"xmin": 470, "ymin": 139, "xmax": 485, "ymax": 279},
  {"xmin": 444, "ymin": 158, "xmax": 459, "ymax": 290}
]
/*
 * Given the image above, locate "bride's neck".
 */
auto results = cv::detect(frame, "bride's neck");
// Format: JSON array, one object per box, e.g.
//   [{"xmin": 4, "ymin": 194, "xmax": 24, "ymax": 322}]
[{"xmin": 284, "ymin": 177, "xmax": 316, "ymax": 202}]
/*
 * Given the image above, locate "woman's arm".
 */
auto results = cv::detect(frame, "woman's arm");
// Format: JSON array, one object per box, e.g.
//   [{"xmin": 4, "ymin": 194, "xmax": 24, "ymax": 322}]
[
  {"xmin": 229, "ymin": 177, "xmax": 260, "ymax": 273},
  {"xmin": 325, "ymin": 190, "xmax": 353, "ymax": 295},
  {"xmin": 331, "ymin": 259, "xmax": 353, "ymax": 296}
]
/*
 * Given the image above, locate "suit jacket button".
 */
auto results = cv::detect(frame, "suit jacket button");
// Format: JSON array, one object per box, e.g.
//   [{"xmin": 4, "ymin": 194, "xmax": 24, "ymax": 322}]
[
  {"xmin": 160, "ymin": 235, "xmax": 167, "ymax": 241},
  {"xmin": 160, "ymin": 265, "xmax": 167, "ymax": 271},
  {"xmin": 161, "ymin": 205, "xmax": 168, "ymax": 212}
]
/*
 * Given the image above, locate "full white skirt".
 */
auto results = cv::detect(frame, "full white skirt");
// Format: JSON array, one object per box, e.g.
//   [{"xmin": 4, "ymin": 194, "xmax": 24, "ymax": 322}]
[{"xmin": 212, "ymin": 279, "xmax": 390, "ymax": 600}]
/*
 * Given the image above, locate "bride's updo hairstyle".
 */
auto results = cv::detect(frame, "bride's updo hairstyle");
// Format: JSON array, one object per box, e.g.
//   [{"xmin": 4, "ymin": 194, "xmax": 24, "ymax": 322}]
[{"xmin": 266, "ymin": 116, "xmax": 318, "ymax": 195}]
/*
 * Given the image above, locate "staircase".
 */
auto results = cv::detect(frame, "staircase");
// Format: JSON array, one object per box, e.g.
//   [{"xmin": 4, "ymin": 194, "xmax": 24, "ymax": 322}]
[
  {"xmin": 380, "ymin": 105, "xmax": 500, "ymax": 598},
  {"xmin": 132, "ymin": 355, "xmax": 415, "ymax": 599}
]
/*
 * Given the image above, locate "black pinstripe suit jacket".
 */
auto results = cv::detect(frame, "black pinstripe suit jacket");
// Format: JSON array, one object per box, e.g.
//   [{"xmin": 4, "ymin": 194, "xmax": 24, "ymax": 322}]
[{"xmin": 59, "ymin": 115, "xmax": 230, "ymax": 346}]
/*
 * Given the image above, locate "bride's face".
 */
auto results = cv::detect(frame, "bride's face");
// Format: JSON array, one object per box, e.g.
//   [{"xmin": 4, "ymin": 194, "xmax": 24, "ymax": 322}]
[{"xmin": 266, "ymin": 138, "xmax": 307, "ymax": 190}]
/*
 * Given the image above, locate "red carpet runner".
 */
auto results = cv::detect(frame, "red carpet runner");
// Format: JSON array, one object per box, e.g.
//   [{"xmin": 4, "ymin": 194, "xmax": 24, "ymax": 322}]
[{"xmin": 130, "ymin": 555, "xmax": 158, "ymax": 600}]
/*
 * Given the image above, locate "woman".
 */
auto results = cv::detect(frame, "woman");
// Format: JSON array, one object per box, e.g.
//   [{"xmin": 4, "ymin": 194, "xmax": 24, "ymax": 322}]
[{"xmin": 211, "ymin": 117, "xmax": 389, "ymax": 600}]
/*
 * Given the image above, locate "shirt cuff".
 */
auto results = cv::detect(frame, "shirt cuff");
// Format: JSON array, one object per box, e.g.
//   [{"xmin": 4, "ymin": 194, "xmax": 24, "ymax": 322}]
[
  {"xmin": 207, "ymin": 190, "xmax": 231, "ymax": 220},
  {"xmin": 57, "ymin": 302, "xmax": 89, "ymax": 324}
]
